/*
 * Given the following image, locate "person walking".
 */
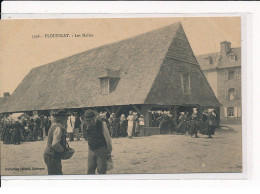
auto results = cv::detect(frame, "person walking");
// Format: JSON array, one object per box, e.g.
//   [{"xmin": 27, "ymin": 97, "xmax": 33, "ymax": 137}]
[
  {"xmin": 82, "ymin": 109, "xmax": 112, "ymax": 174},
  {"xmin": 44, "ymin": 110, "xmax": 69, "ymax": 175}
]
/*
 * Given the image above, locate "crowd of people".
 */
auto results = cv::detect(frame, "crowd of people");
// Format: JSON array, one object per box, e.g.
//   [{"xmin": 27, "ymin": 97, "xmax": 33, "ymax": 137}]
[
  {"xmin": 100, "ymin": 110, "xmax": 144, "ymax": 139},
  {"xmin": 0, "ymin": 115, "xmax": 52, "ymax": 145},
  {"xmin": 151, "ymin": 108, "xmax": 218, "ymax": 138},
  {"xmin": 0, "ymin": 108, "xmax": 218, "ymax": 146},
  {"xmin": 0, "ymin": 109, "xmax": 145, "ymax": 145}
]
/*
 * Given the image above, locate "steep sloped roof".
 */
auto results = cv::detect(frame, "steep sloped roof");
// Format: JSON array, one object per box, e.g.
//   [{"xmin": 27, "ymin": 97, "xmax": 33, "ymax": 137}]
[
  {"xmin": 1, "ymin": 22, "xmax": 220, "ymax": 113},
  {"xmin": 1, "ymin": 22, "xmax": 180, "ymax": 113},
  {"xmin": 0, "ymin": 97, "xmax": 7, "ymax": 110},
  {"xmin": 197, "ymin": 47, "xmax": 241, "ymax": 71}
]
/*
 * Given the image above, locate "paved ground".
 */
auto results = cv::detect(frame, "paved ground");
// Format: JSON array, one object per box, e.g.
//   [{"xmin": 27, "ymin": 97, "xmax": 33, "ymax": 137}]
[{"xmin": 0, "ymin": 125, "xmax": 242, "ymax": 176}]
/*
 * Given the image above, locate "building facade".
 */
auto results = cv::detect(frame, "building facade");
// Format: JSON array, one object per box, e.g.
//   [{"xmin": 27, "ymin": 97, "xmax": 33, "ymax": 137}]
[{"xmin": 197, "ymin": 41, "xmax": 241, "ymax": 124}]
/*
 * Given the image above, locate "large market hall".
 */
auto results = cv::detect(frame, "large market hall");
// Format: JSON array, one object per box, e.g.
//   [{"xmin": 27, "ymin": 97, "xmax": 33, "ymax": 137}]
[{"xmin": 0, "ymin": 22, "xmax": 220, "ymax": 136}]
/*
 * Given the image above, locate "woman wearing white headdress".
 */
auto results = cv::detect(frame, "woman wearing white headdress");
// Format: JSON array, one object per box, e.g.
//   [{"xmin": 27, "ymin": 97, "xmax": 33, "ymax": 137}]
[
  {"xmin": 127, "ymin": 110, "xmax": 134, "ymax": 139},
  {"xmin": 67, "ymin": 113, "xmax": 75, "ymax": 141}
]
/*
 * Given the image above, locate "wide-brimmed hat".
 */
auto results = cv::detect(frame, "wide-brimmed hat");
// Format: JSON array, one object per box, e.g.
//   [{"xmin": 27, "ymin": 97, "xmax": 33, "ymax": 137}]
[
  {"xmin": 52, "ymin": 110, "xmax": 70, "ymax": 117},
  {"xmin": 83, "ymin": 109, "xmax": 96, "ymax": 120}
]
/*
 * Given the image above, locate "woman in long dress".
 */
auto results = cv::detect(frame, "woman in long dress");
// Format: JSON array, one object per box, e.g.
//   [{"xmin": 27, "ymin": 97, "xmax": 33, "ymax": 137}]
[{"xmin": 127, "ymin": 111, "xmax": 134, "ymax": 139}]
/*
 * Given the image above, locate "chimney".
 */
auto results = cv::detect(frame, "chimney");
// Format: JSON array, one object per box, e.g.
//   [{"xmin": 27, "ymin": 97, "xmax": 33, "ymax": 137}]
[
  {"xmin": 220, "ymin": 41, "xmax": 231, "ymax": 56},
  {"xmin": 3, "ymin": 92, "xmax": 10, "ymax": 98}
]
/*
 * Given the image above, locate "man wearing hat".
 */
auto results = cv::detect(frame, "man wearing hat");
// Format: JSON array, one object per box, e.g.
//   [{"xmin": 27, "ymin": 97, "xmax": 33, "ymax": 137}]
[
  {"xmin": 82, "ymin": 109, "xmax": 112, "ymax": 174},
  {"xmin": 44, "ymin": 110, "xmax": 69, "ymax": 175}
]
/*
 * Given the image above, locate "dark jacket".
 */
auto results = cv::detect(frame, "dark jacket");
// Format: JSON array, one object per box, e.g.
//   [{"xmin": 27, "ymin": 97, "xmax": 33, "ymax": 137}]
[{"xmin": 83, "ymin": 119, "xmax": 107, "ymax": 151}]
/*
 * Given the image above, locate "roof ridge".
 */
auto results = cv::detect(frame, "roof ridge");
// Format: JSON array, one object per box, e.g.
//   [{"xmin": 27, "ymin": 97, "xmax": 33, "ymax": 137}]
[
  {"xmin": 32, "ymin": 21, "xmax": 182, "ymax": 71},
  {"xmin": 196, "ymin": 46, "xmax": 241, "ymax": 57}
]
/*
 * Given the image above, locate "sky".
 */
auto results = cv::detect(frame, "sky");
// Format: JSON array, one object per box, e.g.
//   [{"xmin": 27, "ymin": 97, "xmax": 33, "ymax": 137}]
[{"xmin": 0, "ymin": 17, "xmax": 241, "ymax": 95}]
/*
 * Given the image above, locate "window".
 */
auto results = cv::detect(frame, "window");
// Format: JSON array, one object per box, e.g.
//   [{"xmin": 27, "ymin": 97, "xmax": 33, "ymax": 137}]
[
  {"xmin": 181, "ymin": 73, "xmax": 191, "ymax": 94},
  {"xmin": 109, "ymin": 78, "xmax": 120, "ymax": 92},
  {"xmin": 99, "ymin": 69, "xmax": 121, "ymax": 95},
  {"xmin": 230, "ymin": 55, "xmax": 236, "ymax": 61},
  {"xmin": 225, "ymin": 88, "xmax": 240, "ymax": 100},
  {"xmin": 224, "ymin": 71, "xmax": 228, "ymax": 80},
  {"xmin": 227, "ymin": 107, "xmax": 234, "ymax": 117},
  {"xmin": 228, "ymin": 88, "xmax": 235, "ymax": 100},
  {"xmin": 235, "ymin": 88, "xmax": 240, "ymax": 99},
  {"xmin": 100, "ymin": 78, "xmax": 109, "ymax": 95},
  {"xmin": 235, "ymin": 69, "xmax": 241, "ymax": 79},
  {"xmin": 228, "ymin": 70, "xmax": 235, "ymax": 80}
]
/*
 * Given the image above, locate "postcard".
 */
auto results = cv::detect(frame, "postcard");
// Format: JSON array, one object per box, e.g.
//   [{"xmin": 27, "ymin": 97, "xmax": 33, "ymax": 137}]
[{"xmin": 0, "ymin": 17, "xmax": 242, "ymax": 177}]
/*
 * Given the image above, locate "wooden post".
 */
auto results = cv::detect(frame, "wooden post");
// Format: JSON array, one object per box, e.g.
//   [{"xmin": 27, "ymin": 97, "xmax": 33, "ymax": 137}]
[
  {"xmin": 197, "ymin": 105, "xmax": 201, "ymax": 120},
  {"xmin": 173, "ymin": 105, "xmax": 179, "ymax": 124},
  {"xmin": 141, "ymin": 105, "xmax": 151, "ymax": 127}
]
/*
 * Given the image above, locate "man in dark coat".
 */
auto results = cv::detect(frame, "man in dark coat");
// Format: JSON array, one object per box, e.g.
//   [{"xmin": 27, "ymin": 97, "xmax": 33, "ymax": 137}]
[
  {"xmin": 108, "ymin": 113, "xmax": 119, "ymax": 138},
  {"xmin": 82, "ymin": 109, "xmax": 112, "ymax": 174}
]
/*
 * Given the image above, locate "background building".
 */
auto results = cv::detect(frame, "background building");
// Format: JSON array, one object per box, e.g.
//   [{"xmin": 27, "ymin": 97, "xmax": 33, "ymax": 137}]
[{"xmin": 197, "ymin": 41, "xmax": 241, "ymax": 124}]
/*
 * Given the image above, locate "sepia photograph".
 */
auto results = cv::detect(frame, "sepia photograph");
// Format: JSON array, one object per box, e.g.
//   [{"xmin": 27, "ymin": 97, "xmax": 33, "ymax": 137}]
[{"xmin": 0, "ymin": 17, "xmax": 242, "ymax": 176}]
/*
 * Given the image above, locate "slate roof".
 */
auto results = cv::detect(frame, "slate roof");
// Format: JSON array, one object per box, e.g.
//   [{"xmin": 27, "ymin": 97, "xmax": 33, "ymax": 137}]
[
  {"xmin": 196, "ymin": 47, "xmax": 241, "ymax": 71},
  {"xmin": 1, "ymin": 22, "xmax": 220, "ymax": 113}
]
